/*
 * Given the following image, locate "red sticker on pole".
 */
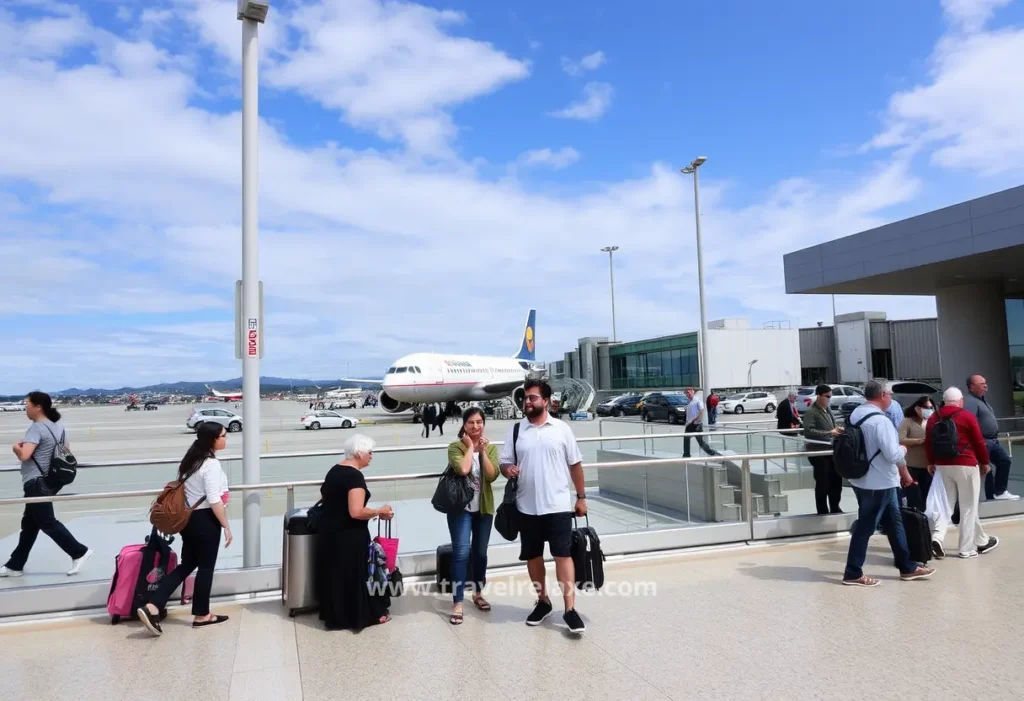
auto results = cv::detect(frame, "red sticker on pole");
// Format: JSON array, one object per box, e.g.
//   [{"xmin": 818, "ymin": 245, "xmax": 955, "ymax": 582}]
[{"xmin": 247, "ymin": 318, "xmax": 259, "ymax": 357}]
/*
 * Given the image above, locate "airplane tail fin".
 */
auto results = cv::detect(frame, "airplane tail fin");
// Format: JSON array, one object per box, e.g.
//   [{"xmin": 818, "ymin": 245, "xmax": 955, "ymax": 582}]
[{"xmin": 514, "ymin": 309, "xmax": 537, "ymax": 361}]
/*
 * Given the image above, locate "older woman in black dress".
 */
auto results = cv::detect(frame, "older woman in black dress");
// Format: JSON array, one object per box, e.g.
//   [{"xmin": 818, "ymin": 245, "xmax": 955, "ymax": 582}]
[{"xmin": 317, "ymin": 434, "xmax": 395, "ymax": 631}]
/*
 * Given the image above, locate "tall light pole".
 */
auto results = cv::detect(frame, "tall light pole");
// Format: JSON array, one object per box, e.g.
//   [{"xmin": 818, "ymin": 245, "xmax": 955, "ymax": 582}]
[
  {"xmin": 600, "ymin": 246, "xmax": 619, "ymax": 341},
  {"xmin": 238, "ymin": 0, "xmax": 268, "ymax": 568},
  {"xmin": 747, "ymin": 359, "xmax": 759, "ymax": 388},
  {"xmin": 681, "ymin": 156, "xmax": 709, "ymax": 393}
]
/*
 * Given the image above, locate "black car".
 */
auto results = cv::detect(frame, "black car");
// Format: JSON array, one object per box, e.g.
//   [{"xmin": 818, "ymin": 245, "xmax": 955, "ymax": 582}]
[
  {"xmin": 595, "ymin": 394, "xmax": 643, "ymax": 417},
  {"xmin": 641, "ymin": 393, "xmax": 690, "ymax": 424}
]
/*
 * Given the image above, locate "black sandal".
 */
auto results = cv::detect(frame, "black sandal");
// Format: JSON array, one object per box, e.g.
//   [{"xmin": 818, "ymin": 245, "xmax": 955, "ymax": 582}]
[
  {"xmin": 449, "ymin": 611, "xmax": 464, "ymax": 625},
  {"xmin": 136, "ymin": 607, "xmax": 162, "ymax": 636},
  {"xmin": 192, "ymin": 615, "xmax": 229, "ymax": 628}
]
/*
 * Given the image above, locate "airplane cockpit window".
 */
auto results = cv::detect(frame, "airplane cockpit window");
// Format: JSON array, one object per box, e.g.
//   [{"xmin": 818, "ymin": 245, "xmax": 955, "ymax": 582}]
[
  {"xmin": 387, "ymin": 367, "xmax": 396, "ymax": 374},
  {"xmin": 413, "ymin": 366, "xmax": 421, "ymax": 373},
  {"xmin": 396, "ymin": 367, "xmax": 408, "ymax": 374}
]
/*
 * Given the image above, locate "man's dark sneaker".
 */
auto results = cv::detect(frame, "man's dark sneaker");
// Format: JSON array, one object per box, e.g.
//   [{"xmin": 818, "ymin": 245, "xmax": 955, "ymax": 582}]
[
  {"xmin": 525, "ymin": 599, "xmax": 553, "ymax": 627},
  {"xmin": 978, "ymin": 536, "xmax": 1000, "ymax": 555},
  {"xmin": 563, "ymin": 609, "xmax": 586, "ymax": 633},
  {"xmin": 931, "ymin": 540, "xmax": 945, "ymax": 559}
]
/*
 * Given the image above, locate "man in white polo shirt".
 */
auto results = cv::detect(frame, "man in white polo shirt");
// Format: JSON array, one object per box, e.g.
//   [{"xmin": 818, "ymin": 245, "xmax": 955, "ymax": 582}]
[{"xmin": 499, "ymin": 379, "xmax": 587, "ymax": 633}]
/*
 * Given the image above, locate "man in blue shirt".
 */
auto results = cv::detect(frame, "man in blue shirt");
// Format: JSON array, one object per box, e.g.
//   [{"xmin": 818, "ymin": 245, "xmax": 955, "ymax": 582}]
[{"xmin": 843, "ymin": 380, "xmax": 935, "ymax": 587}]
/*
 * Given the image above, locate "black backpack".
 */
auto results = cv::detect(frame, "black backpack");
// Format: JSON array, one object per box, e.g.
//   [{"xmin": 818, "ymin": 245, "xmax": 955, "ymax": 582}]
[
  {"xmin": 833, "ymin": 412, "xmax": 883, "ymax": 480},
  {"xmin": 32, "ymin": 423, "xmax": 77, "ymax": 491},
  {"xmin": 930, "ymin": 409, "xmax": 961, "ymax": 459}
]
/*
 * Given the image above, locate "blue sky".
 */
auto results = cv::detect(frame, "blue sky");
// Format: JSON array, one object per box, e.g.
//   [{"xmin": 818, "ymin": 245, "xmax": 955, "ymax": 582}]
[{"xmin": 2, "ymin": 0, "xmax": 1024, "ymax": 393}]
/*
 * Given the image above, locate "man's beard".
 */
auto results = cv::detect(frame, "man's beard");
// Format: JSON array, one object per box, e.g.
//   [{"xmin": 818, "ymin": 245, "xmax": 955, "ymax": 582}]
[{"xmin": 525, "ymin": 403, "xmax": 545, "ymax": 418}]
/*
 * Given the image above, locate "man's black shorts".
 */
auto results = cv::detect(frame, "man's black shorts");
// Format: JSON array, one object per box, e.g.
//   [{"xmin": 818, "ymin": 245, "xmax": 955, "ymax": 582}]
[{"xmin": 518, "ymin": 512, "xmax": 573, "ymax": 561}]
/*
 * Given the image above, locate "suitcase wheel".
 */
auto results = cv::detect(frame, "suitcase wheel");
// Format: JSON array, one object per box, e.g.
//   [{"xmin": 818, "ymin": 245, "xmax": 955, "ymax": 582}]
[{"xmin": 111, "ymin": 615, "xmax": 120, "ymax": 625}]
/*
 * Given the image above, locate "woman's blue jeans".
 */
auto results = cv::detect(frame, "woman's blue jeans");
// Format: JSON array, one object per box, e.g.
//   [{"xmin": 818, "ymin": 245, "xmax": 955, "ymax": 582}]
[{"xmin": 446, "ymin": 511, "xmax": 493, "ymax": 604}]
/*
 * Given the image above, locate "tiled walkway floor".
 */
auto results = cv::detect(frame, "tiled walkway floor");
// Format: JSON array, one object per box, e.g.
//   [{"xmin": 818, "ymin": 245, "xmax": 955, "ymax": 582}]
[{"xmin": 4, "ymin": 520, "xmax": 1024, "ymax": 701}]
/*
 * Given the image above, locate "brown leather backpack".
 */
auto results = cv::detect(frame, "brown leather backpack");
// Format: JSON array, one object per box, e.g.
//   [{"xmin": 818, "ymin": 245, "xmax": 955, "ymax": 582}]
[{"xmin": 150, "ymin": 481, "xmax": 206, "ymax": 534}]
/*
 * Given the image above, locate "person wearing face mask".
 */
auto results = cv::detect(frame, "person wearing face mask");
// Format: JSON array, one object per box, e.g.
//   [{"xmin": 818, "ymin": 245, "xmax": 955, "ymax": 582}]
[{"xmin": 898, "ymin": 396, "xmax": 936, "ymax": 512}]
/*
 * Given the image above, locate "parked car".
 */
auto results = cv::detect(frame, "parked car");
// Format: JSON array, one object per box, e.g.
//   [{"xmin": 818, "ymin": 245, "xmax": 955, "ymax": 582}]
[
  {"xmin": 889, "ymin": 380, "xmax": 942, "ymax": 410},
  {"xmin": 719, "ymin": 391, "xmax": 778, "ymax": 415},
  {"xmin": 641, "ymin": 393, "xmax": 690, "ymax": 424},
  {"xmin": 187, "ymin": 408, "xmax": 243, "ymax": 433},
  {"xmin": 144, "ymin": 402, "xmax": 159, "ymax": 411},
  {"xmin": 795, "ymin": 384, "xmax": 864, "ymax": 414},
  {"xmin": 595, "ymin": 394, "xmax": 643, "ymax": 417},
  {"xmin": 301, "ymin": 411, "xmax": 358, "ymax": 430}
]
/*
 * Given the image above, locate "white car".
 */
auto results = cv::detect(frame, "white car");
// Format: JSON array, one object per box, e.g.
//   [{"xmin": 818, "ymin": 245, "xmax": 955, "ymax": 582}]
[
  {"xmin": 795, "ymin": 384, "xmax": 865, "ymax": 414},
  {"xmin": 302, "ymin": 411, "xmax": 358, "ymax": 430},
  {"xmin": 187, "ymin": 408, "xmax": 243, "ymax": 432},
  {"xmin": 719, "ymin": 392, "xmax": 778, "ymax": 414}
]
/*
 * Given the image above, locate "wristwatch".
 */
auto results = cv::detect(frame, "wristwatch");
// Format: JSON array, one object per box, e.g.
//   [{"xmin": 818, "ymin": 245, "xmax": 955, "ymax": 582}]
[{"xmin": 576, "ymin": 493, "xmax": 586, "ymax": 500}]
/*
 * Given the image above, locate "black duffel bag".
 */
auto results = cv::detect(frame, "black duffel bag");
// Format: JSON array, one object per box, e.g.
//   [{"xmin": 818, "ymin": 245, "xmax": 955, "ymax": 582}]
[
  {"xmin": 430, "ymin": 467, "xmax": 474, "ymax": 514},
  {"xmin": 494, "ymin": 423, "xmax": 521, "ymax": 541}
]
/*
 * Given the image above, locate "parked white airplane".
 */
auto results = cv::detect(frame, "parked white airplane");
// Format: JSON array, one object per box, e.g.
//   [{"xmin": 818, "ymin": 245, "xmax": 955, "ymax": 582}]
[
  {"xmin": 344, "ymin": 310, "xmax": 539, "ymax": 415},
  {"xmin": 314, "ymin": 384, "xmax": 366, "ymax": 400},
  {"xmin": 205, "ymin": 385, "xmax": 242, "ymax": 402}
]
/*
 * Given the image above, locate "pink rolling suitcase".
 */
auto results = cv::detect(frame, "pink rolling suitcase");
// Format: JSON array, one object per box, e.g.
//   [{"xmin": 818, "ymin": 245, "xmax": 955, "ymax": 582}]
[{"xmin": 107, "ymin": 528, "xmax": 178, "ymax": 624}]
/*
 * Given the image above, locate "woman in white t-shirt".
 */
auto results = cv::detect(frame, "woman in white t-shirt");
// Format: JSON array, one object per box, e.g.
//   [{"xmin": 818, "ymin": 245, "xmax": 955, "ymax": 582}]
[
  {"xmin": 444, "ymin": 408, "xmax": 499, "ymax": 625},
  {"xmin": 137, "ymin": 422, "xmax": 232, "ymax": 636}
]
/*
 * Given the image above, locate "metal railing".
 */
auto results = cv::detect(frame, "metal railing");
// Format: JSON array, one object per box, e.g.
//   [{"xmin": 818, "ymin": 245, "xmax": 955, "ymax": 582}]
[
  {"xmin": 0, "ymin": 425, "xmax": 814, "ymax": 472},
  {"xmin": 0, "ymin": 449, "xmax": 834, "ymax": 541}
]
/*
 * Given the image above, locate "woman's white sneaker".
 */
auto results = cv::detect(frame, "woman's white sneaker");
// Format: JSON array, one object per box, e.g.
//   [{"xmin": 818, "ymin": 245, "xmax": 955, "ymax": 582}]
[
  {"xmin": 67, "ymin": 549, "xmax": 93, "ymax": 576},
  {"xmin": 0, "ymin": 566, "xmax": 23, "ymax": 578}
]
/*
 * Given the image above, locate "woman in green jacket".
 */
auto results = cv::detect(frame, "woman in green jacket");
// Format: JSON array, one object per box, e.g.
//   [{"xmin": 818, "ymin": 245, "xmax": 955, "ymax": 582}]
[{"xmin": 445, "ymin": 407, "xmax": 499, "ymax": 624}]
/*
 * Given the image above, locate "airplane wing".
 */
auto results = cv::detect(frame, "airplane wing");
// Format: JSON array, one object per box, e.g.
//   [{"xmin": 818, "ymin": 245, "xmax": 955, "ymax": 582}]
[
  {"xmin": 338, "ymin": 378, "xmax": 384, "ymax": 386},
  {"xmin": 480, "ymin": 379, "xmax": 525, "ymax": 394}
]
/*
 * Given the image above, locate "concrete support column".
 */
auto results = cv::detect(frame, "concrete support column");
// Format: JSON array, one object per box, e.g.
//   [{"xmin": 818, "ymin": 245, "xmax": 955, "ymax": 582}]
[
  {"xmin": 936, "ymin": 282, "xmax": 1012, "ymax": 416},
  {"xmin": 597, "ymin": 344, "xmax": 612, "ymax": 391}
]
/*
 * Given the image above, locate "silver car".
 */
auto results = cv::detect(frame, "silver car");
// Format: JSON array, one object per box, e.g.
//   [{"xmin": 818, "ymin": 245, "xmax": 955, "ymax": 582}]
[
  {"xmin": 187, "ymin": 408, "xmax": 243, "ymax": 433},
  {"xmin": 795, "ymin": 384, "xmax": 865, "ymax": 414}
]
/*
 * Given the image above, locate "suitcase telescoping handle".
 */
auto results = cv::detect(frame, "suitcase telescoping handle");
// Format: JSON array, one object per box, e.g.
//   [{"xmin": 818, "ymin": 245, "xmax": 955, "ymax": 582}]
[
  {"xmin": 377, "ymin": 519, "xmax": 392, "ymax": 539},
  {"xmin": 572, "ymin": 513, "xmax": 591, "ymax": 530}
]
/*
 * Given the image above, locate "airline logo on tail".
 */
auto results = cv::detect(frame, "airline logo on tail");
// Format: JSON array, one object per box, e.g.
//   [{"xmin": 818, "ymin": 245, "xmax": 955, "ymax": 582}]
[{"xmin": 515, "ymin": 309, "xmax": 537, "ymax": 361}]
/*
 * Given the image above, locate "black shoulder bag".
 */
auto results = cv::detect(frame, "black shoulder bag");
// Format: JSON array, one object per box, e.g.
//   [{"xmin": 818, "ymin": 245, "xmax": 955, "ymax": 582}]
[{"xmin": 495, "ymin": 423, "xmax": 521, "ymax": 541}]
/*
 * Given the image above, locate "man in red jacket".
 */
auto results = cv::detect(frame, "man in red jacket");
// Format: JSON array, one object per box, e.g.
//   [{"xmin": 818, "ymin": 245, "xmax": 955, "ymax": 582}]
[{"xmin": 926, "ymin": 386, "xmax": 999, "ymax": 560}]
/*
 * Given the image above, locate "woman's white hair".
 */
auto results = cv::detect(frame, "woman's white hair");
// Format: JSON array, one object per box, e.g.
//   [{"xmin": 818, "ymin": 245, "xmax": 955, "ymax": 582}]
[{"xmin": 343, "ymin": 434, "xmax": 375, "ymax": 459}]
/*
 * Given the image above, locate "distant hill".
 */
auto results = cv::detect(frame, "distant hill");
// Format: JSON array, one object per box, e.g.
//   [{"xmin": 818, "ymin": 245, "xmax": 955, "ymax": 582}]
[{"xmin": 45, "ymin": 377, "xmax": 375, "ymax": 397}]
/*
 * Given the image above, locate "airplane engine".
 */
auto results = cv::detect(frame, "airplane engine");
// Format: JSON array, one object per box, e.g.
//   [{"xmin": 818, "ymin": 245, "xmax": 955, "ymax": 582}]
[
  {"xmin": 512, "ymin": 386, "xmax": 526, "ymax": 412},
  {"xmin": 379, "ymin": 391, "xmax": 412, "ymax": 414}
]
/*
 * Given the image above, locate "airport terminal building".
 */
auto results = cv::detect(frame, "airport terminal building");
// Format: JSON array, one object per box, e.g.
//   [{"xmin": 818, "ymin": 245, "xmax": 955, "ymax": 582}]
[
  {"xmin": 555, "ymin": 313, "xmax": 942, "ymax": 399},
  {"xmin": 784, "ymin": 184, "xmax": 1024, "ymax": 417}
]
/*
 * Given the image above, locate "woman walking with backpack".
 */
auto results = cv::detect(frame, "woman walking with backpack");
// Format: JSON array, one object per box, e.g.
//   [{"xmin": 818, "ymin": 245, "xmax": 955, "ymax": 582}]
[
  {"xmin": 137, "ymin": 422, "xmax": 232, "ymax": 635},
  {"xmin": 1, "ymin": 392, "xmax": 92, "ymax": 578}
]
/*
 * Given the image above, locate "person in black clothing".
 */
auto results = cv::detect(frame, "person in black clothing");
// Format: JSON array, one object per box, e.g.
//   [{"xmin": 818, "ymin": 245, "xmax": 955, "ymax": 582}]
[
  {"xmin": 776, "ymin": 391, "xmax": 801, "ymax": 431},
  {"xmin": 422, "ymin": 404, "xmax": 437, "ymax": 438},
  {"xmin": 433, "ymin": 403, "xmax": 446, "ymax": 437},
  {"xmin": 316, "ymin": 434, "xmax": 394, "ymax": 631}
]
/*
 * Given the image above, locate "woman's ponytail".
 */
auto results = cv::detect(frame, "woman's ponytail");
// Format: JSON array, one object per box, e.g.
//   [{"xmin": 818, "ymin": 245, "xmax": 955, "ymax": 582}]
[{"xmin": 27, "ymin": 391, "xmax": 61, "ymax": 422}]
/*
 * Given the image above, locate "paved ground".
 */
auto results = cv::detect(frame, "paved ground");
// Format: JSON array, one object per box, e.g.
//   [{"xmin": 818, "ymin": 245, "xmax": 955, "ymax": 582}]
[{"xmin": 4, "ymin": 519, "xmax": 1023, "ymax": 701}]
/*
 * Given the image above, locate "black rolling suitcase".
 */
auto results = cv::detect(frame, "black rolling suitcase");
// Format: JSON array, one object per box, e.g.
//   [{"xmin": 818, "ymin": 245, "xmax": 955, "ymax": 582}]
[
  {"xmin": 571, "ymin": 515, "xmax": 606, "ymax": 592},
  {"xmin": 436, "ymin": 543, "xmax": 473, "ymax": 595},
  {"xmin": 901, "ymin": 506, "xmax": 931, "ymax": 564}
]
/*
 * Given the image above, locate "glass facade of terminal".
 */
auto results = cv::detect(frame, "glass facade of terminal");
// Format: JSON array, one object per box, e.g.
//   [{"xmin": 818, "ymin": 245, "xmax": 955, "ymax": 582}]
[
  {"xmin": 1006, "ymin": 299, "xmax": 1024, "ymax": 413},
  {"xmin": 609, "ymin": 332, "xmax": 700, "ymax": 390}
]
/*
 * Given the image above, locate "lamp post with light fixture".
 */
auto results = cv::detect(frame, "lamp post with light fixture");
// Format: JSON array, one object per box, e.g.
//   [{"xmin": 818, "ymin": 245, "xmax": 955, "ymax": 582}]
[
  {"xmin": 237, "ymin": 0, "xmax": 269, "ymax": 568},
  {"xmin": 600, "ymin": 246, "xmax": 619, "ymax": 342},
  {"xmin": 681, "ymin": 156, "xmax": 709, "ymax": 393}
]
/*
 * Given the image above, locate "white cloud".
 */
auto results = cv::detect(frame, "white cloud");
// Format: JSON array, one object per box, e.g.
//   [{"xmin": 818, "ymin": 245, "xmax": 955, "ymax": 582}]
[
  {"xmin": 941, "ymin": 0, "xmax": 1013, "ymax": 31},
  {"xmin": 518, "ymin": 147, "xmax": 580, "ymax": 170},
  {"xmin": 549, "ymin": 81, "xmax": 614, "ymax": 121},
  {"xmin": 869, "ymin": 0, "xmax": 1024, "ymax": 175},
  {"xmin": 257, "ymin": 0, "xmax": 528, "ymax": 154},
  {"xmin": 2, "ymin": 1, "xmax": 1014, "ymax": 392},
  {"xmin": 561, "ymin": 50, "xmax": 605, "ymax": 76}
]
